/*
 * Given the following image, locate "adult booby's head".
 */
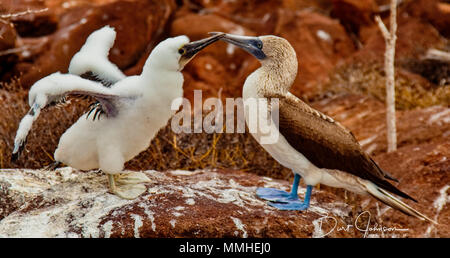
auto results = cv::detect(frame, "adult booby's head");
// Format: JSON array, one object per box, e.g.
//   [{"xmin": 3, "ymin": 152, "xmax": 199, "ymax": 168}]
[
  {"xmin": 211, "ymin": 33, "xmax": 297, "ymax": 92},
  {"xmin": 144, "ymin": 33, "xmax": 224, "ymax": 73}
]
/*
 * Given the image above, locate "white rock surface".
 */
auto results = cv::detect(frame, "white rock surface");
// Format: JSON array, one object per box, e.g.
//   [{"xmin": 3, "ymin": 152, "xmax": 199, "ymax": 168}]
[{"xmin": 0, "ymin": 168, "xmax": 355, "ymax": 238}]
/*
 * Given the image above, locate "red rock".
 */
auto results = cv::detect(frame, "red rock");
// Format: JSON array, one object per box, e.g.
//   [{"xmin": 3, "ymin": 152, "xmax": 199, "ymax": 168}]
[
  {"xmin": 282, "ymin": 0, "xmax": 333, "ymax": 11},
  {"xmin": 404, "ymin": 0, "xmax": 450, "ymax": 38},
  {"xmin": 12, "ymin": 0, "xmax": 175, "ymax": 88},
  {"xmin": 170, "ymin": 13, "xmax": 257, "ymax": 100},
  {"xmin": 8, "ymin": 9, "xmax": 57, "ymax": 38},
  {"xmin": 331, "ymin": 0, "xmax": 378, "ymax": 34},
  {"xmin": 179, "ymin": 0, "xmax": 335, "ymax": 35},
  {"xmin": 0, "ymin": 20, "xmax": 18, "ymax": 78},
  {"xmin": 274, "ymin": 10, "xmax": 356, "ymax": 96},
  {"xmin": 0, "ymin": 0, "xmax": 48, "ymax": 16},
  {"xmin": 438, "ymin": 2, "xmax": 450, "ymax": 14},
  {"xmin": 0, "ymin": 20, "xmax": 16, "ymax": 50},
  {"xmin": 356, "ymin": 17, "xmax": 445, "ymax": 64},
  {"xmin": 370, "ymin": 141, "xmax": 449, "ymax": 237},
  {"xmin": 172, "ymin": 2, "xmax": 355, "ymax": 98},
  {"xmin": 176, "ymin": 0, "xmax": 279, "ymax": 34}
]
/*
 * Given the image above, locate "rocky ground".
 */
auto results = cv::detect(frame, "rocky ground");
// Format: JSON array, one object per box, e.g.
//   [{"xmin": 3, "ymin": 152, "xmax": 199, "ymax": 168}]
[
  {"xmin": 0, "ymin": 155, "xmax": 447, "ymax": 238},
  {"xmin": 0, "ymin": 0, "xmax": 449, "ymax": 238},
  {"xmin": 0, "ymin": 168, "xmax": 358, "ymax": 238}
]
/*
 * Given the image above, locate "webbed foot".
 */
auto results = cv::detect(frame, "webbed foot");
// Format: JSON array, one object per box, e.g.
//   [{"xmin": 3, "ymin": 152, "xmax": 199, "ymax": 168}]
[
  {"xmin": 256, "ymin": 187, "xmax": 298, "ymax": 203},
  {"xmin": 108, "ymin": 172, "xmax": 151, "ymax": 200}
]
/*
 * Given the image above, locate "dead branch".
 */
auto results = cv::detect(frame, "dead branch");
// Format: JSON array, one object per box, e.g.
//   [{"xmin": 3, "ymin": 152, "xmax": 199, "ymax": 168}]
[
  {"xmin": 0, "ymin": 8, "xmax": 48, "ymax": 19},
  {"xmin": 0, "ymin": 46, "xmax": 29, "ymax": 57},
  {"xmin": 424, "ymin": 49, "xmax": 450, "ymax": 62},
  {"xmin": 375, "ymin": 0, "xmax": 398, "ymax": 153}
]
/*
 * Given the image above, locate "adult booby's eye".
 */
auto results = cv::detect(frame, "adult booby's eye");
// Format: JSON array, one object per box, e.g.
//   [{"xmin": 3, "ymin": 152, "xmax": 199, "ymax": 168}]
[
  {"xmin": 178, "ymin": 48, "xmax": 186, "ymax": 55},
  {"xmin": 256, "ymin": 41, "xmax": 263, "ymax": 49}
]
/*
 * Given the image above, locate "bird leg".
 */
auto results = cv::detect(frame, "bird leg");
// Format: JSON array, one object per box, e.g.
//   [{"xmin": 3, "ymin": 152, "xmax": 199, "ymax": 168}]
[
  {"xmin": 43, "ymin": 161, "xmax": 62, "ymax": 171},
  {"xmin": 256, "ymin": 173, "xmax": 301, "ymax": 203},
  {"xmin": 107, "ymin": 172, "xmax": 151, "ymax": 200},
  {"xmin": 257, "ymin": 174, "xmax": 313, "ymax": 211},
  {"xmin": 108, "ymin": 173, "xmax": 116, "ymax": 192}
]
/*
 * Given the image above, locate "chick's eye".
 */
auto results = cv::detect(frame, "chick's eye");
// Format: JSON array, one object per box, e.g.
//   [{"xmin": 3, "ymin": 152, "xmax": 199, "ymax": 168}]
[
  {"xmin": 256, "ymin": 42, "xmax": 262, "ymax": 49},
  {"xmin": 178, "ymin": 48, "xmax": 185, "ymax": 55}
]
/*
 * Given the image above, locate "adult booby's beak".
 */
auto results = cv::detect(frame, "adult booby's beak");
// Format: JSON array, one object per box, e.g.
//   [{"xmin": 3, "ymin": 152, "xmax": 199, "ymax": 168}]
[
  {"xmin": 179, "ymin": 33, "xmax": 225, "ymax": 70},
  {"xmin": 209, "ymin": 32, "xmax": 266, "ymax": 60}
]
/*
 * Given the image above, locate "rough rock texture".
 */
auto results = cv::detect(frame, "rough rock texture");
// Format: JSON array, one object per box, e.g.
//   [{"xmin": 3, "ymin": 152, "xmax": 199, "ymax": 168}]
[
  {"xmin": 275, "ymin": 10, "xmax": 356, "ymax": 96},
  {"xmin": 177, "ymin": 0, "xmax": 281, "ymax": 35},
  {"xmin": 2, "ymin": 0, "xmax": 175, "ymax": 85},
  {"xmin": 0, "ymin": 20, "xmax": 18, "ymax": 78},
  {"xmin": 404, "ymin": 0, "xmax": 450, "ymax": 38},
  {"xmin": 0, "ymin": 168, "xmax": 358, "ymax": 238},
  {"xmin": 371, "ymin": 141, "xmax": 449, "ymax": 238},
  {"xmin": 0, "ymin": 20, "xmax": 16, "ymax": 55},
  {"xmin": 356, "ymin": 16, "xmax": 445, "ymax": 64},
  {"xmin": 331, "ymin": 0, "xmax": 378, "ymax": 34}
]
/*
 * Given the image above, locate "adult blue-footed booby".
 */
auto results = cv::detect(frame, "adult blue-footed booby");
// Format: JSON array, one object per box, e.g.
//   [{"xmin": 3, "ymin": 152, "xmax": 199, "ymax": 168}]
[
  {"xmin": 214, "ymin": 32, "xmax": 435, "ymax": 223},
  {"xmin": 12, "ymin": 26, "xmax": 224, "ymax": 199}
]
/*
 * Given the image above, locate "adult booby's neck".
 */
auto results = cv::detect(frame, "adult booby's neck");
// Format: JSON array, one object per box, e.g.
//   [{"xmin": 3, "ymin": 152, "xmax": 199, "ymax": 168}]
[{"xmin": 244, "ymin": 55, "xmax": 298, "ymax": 97}]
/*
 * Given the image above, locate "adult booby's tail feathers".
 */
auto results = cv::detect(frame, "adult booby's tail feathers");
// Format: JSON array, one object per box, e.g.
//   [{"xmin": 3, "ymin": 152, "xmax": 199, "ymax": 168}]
[{"xmin": 365, "ymin": 182, "xmax": 437, "ymax": 224}]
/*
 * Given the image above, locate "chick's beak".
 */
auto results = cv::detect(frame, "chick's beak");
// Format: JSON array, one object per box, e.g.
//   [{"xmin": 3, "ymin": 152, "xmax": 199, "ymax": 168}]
[{"xmin": 179, "ymin": 33, "xmax": 225, "ymax": 70}]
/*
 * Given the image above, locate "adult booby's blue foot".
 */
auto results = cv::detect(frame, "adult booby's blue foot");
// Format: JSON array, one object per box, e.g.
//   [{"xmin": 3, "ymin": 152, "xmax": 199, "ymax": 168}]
[
  {"xmin": 214, "ymin": 32, "xmax": 436, "ymax": 223},
  {"xmin": 257, "ymin": 174, "xmax": 313, "ymax": 211},
  {"xmin": 256, "ymin": 174, "xmax": 301, "ymax": 203},
  {"xmin": 268, "ymin": 185, "xmax": 313, "ymax": 211}
]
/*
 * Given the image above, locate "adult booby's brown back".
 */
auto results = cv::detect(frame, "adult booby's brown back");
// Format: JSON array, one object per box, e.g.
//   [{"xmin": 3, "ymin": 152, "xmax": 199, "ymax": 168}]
[{"xmin": 213, "ymin": 32, "xmax": 435, "ymax": 223}]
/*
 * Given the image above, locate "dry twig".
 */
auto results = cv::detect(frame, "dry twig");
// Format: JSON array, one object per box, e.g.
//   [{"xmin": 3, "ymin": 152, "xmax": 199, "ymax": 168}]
[{"xmin": 375, "ymin": 0, "xmax": 398, "ymax": 152}]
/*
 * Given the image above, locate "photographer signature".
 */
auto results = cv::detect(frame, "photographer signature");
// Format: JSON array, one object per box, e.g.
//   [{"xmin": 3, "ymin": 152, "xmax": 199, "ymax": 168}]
[{"xmin": 314, "ymin": 211, "xmax": 409, "ymax": 238}]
